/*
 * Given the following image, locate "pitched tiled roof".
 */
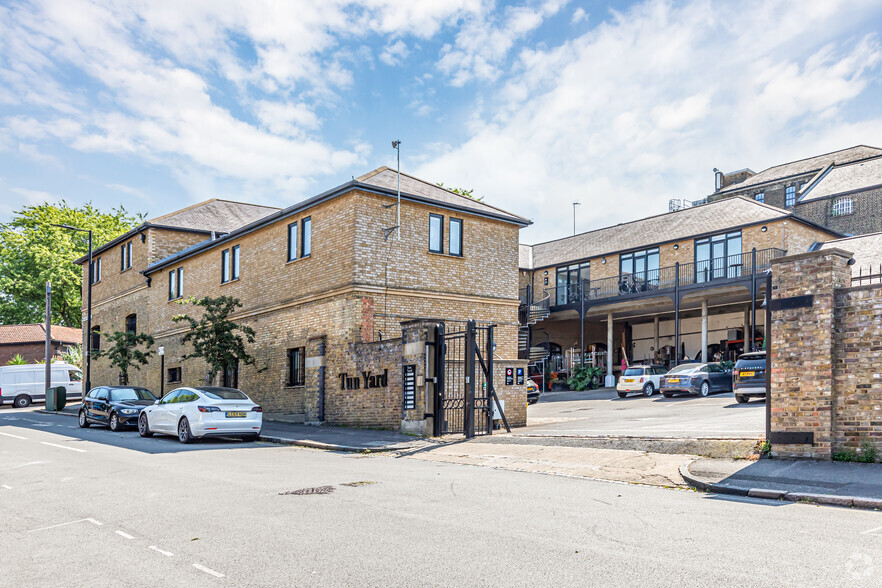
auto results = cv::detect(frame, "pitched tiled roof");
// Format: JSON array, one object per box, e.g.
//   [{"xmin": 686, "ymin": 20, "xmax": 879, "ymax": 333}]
[
  {"xmin": 527, "ymin": 197, "xmax": 825, "ymax": 269},
  {"xmin": 0, "ymin": 323, "xmax": 81, "ymax": 345},
  {"xmin": 148, "ymin": 199, "xmax": 280, "ymax": 233},
  {"xmin": 356, "ymin": 167, "xmax": 531, "ymax": 224},
  {"xmin": 820, "ymin": 232, "xmax": 882, "ymax": 271},
  {"xmin": 799, "ymin": 156, "xmax": 882, "ymax": 202},
  {"xmin": 718, "ymin": 145, "xmax": 882, "ymax": 194}
]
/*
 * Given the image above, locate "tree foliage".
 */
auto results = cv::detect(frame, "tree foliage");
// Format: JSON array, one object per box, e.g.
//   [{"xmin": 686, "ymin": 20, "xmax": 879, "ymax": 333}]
[
  {"xmin": 567, "ymin": 365, "xmax": 605, "ymax": 391},
  {"xmin": 0, "ymin": 201, "xmax": 143, "ymax": 327},
  {"xmin": 96, "ymin": 331, "xmax": 154, "ymax": 385},
  {"xmin": 172, "ymin": 296, "xmax": 256, "ymax": 385},
  {"xmin": 436, "ymin": 182, "xmax": 484, "ymax": 202},
  {"xmin": 6, "ymin": 354, "xmax": 27, "ymax": 365},
  {"xmin": 62, "ymin": 344, "xmax": 83, "ymax": 369}
]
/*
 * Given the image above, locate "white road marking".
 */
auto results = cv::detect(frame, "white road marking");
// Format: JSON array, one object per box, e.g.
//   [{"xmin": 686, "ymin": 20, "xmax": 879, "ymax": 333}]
[
  {"xmin": 861, "ymin": 525, "xmax": 882, "ymax": 535},
  {"xmin": 2, "ymin": 485, "xmax": 12, "ymax": 490},
  {"xmin": 40, "ymin": 442, "xmax": 86, "ymax": 453},
  {"xmin": 193, "ymin": 564, "xmax": 224, "ymax": 578},
  {"xmin": 29, "ymin": 518, "xmax": 102, "ymax": 533},
  {"xmin": 115, "ymin": 530, "xmax": 134, "ymax": 539},
  {"xmin": 0, "ymin": 432, "xmax": 28, "ymax": 440},
  {"xmin": 149, "ymin": 546, "xmax": 174, "ymax": 557}
]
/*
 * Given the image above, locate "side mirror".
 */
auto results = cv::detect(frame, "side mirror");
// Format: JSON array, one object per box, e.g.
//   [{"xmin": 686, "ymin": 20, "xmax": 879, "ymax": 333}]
[{"xmin": 154, "ymin": 399, "xmax": 161, "ymax": 405}]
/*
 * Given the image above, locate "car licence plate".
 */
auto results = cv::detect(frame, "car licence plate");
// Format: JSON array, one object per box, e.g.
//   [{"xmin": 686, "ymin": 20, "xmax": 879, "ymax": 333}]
[
  {"xmin": 623, "ymin": 378, "xmax": 633, "ymax": 383},
  {"xmin": 740, "ymin": 371, "xmax": 755, "ymax": 377},
  {"xmin": 668, "ymin": 378, "xmax": 680, "ymax": 383},
  {"xmin": 226, "ymin": 411, "xmax": 247, "ymax": 418}
]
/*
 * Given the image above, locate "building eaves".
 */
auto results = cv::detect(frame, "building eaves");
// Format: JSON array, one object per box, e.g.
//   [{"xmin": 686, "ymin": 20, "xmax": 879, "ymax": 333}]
[{"xmin": 73, "ymin": 223, "xmax": 215, "ymax": 265}]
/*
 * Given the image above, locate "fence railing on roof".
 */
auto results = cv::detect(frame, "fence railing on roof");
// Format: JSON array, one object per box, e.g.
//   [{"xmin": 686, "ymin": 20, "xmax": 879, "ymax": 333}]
[{"xmin": 851, "ymin": 265, "xmax": 882, "ymax": 286}]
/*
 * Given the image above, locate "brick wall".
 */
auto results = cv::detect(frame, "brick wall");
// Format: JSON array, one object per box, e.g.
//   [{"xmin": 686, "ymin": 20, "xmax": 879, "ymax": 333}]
[
  {"xmin": 0, "ymin": 343, "xmax": 69, "ymax": 365},
  {"xmin": 793, "ymin": 187, "xmax": 882, "ymax": 237}
]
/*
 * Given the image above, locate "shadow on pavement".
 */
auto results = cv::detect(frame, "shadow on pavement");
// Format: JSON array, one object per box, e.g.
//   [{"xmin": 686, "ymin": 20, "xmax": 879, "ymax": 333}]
[{"xmin": 0, "ymin": 411, "xmax": 270, "ymax": 455}]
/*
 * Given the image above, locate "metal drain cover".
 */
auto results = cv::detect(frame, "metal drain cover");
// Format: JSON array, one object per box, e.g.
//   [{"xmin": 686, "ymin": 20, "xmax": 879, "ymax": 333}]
[{"xmin": 280, "ymin": 485, "xmax": 335, "ymax": 495}]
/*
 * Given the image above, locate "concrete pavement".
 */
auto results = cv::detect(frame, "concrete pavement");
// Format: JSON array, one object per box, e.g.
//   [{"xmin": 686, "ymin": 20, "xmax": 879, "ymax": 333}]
[{"xmin": 4, "ymin": 410, "xmax": 882, "ymax": 586}]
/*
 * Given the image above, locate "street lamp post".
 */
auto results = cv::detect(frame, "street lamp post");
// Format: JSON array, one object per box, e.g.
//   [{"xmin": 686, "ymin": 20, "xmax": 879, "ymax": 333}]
[{"xmin": 54, "ymin": 224, "xmax": 93, "ymax": 394}]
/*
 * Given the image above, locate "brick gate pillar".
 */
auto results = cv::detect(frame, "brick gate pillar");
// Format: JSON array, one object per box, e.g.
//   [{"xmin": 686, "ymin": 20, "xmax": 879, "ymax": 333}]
[{"xmin": 769, "ymin": 248, "xmax": 852, "ymax": 459}]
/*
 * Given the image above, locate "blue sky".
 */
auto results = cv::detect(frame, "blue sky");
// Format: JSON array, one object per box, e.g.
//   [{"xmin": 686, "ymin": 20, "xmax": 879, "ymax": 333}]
[{"xmin": 1, "ymin": 0, "xmax": 881, "ymax": 244}]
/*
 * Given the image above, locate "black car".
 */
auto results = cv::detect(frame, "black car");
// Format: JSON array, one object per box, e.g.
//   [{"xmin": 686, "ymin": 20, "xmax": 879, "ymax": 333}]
[
  {"xmin": 733, "ymin": 351, "xmax": 767, "ymax": 403},
  {"xmin": 79, "ymin": 386, "xmax": 157, "ymax": 431}
]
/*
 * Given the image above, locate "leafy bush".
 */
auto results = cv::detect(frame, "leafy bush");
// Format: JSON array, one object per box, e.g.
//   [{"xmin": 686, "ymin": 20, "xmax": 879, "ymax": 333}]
[
  {"xmin": 6, "ymin": 354, "xmax": 27, "ymax": 365},
  {"xmin": 567, "ymin": 366, "xmax": 604, "ymax": 391},
  {"xmin": 833, "ymin": 440, "xmax": 878, "ymax": 463}
]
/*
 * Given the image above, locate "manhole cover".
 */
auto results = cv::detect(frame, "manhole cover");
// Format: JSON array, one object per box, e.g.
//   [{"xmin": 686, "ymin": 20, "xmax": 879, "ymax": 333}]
[
  {"xmin": 279, "ymin": 485, "xmax": 335, "ymax": 496},
  {"xmin": 340, "ymin": 481, "xmax": 377, "ymax": 487}
]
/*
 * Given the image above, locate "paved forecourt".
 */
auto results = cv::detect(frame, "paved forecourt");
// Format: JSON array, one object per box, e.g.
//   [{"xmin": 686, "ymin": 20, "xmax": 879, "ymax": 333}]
[
  {"xmin": 3, "ymin": 409, "xmax": 882, "ymax": 586},
  {"xmin": 524, "ymin": 387, "xmax": 765, "ymax": 438}
]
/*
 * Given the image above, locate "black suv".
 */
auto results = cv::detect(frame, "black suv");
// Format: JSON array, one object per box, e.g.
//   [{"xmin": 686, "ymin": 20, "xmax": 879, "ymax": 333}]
[
  {"xmin": 733, "ymin": 352, "xmax": 767, "ymax": 403},
  {"xmin": 79, "ymin": 386, "xmax": 157, "ymax": 431}
]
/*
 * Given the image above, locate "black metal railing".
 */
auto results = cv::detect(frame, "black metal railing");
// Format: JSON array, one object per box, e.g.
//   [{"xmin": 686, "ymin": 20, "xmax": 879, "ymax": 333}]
[
  {"xmin": 544, "ymin": 247, "xmax": 785, "ymax": 305},
  {"xmin": 852, "ymin": 265, "xmax": 882, "ymax": 286}
]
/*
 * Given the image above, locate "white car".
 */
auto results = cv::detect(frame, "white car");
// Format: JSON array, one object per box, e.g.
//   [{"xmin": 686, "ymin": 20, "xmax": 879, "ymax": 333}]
[
  {"xmin": 138, "ymin": 386, "xmax": 262, "ymax": 443},
  {"xmin": 616, "ymin": 364, "xmax": 667, "ymax": 398},
  {"xmin": 0, "ymin": 363, "xmax": 83, "ymax": 407}
]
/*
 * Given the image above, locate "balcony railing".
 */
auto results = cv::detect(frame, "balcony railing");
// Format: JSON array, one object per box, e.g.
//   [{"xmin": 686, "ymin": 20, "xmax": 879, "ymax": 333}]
[{"xmin": 545, "ymin": 247, "xmax": 785, "ymax": 306}]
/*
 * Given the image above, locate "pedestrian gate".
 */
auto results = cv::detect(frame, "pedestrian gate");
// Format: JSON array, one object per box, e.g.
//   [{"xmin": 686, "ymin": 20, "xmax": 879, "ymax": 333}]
[{"xmin": 432, "ymin": 320, "xmax": 511, "ymax": 438}]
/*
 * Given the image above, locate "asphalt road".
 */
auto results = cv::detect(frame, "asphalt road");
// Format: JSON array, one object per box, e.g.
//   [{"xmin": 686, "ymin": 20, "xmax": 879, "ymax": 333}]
[
  {"xmin": 526, "ymin": 387, "xmax": 764, "ymax": 438},
  {"xmin": 2, "ymin": 409, "xmax": 881, "ymax": 587}
]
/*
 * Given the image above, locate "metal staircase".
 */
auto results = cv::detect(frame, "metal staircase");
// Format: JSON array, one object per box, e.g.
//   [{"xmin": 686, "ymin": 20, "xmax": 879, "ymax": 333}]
[{"xmin": 518, "ymin": 291, "xmax": 550, "ymax": 365}]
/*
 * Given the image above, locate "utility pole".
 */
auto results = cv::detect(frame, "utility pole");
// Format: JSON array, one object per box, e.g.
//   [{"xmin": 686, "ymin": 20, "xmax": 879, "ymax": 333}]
[
  {"xmin": 572, "ymin": 201, "xmax": 581, "ymax": 235},
  {"xmin": 44, "ymin": 282, "xmax": 52, "ymax": 394},
  {"xmin": 53, "ymin": 224, "xmax": 93, "ymax": 394}
]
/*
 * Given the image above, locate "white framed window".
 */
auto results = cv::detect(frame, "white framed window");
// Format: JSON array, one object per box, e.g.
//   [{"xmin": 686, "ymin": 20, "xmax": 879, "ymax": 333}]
[
  {"xmin": 754, "ymin": 192, "xmax": 764, "ymax": 203},
  {"xmin": 831, "ymin": 197, "xmax": 854, "ymax": 217},
  {"xmin": 785, "ymin": 186, "xmax": 796, "ymax": 207}
]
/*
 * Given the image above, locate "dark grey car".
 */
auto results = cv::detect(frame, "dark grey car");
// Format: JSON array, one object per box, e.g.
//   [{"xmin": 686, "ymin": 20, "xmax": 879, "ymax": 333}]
[
  {"xmin": 660, "ymin": 363, "xmax": 733, "ymax": 398},
  {"xmin": 733, "ymin": 351, "xmax": 767, "ymax": 403}
]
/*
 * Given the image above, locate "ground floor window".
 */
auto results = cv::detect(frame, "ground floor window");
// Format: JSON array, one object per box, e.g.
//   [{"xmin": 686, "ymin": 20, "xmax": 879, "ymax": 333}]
[
  {"xmin": 287, "ymin": 347, "xmax": 305, "ymax": 386},
  {"xmin": 223, "ymin": 362, "xmax": 239, "ymax": 388},
  {"xmin": 167, "ymin": 367, "xmax": 182, "ymax": 383}
]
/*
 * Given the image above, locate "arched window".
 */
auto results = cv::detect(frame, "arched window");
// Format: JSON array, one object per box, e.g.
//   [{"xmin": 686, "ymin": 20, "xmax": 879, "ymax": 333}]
[
  {"xmin": 125, "ymin": 314, "xmax": 137, "ymax": 333},
  {"xmin": 832, "ymin": 197, "xmax": 853, "ymax": 216}
]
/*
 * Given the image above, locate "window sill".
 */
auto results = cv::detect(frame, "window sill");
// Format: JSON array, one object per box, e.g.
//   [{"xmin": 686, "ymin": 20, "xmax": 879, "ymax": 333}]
[
  {"xmin": 121, "ymin": 267, "xmax": 132, "ymax": 273},
  {"xmin": 286, "ymin": 255, "xmax": 311, "ymax": 266},
  {"xmin": 168, "ymin": 296, "xmax": 183, "ymax": 303},
  {"xmin": 428, "ymin": 251, "xmax": 465, "ymax": 259},
  {"xmin": 220, "ymin": 278, "xmax": 240, "ymax": 286},
  {"xmin": 284, "ymin": 384, "xmax": 306, "ymax": 389}
]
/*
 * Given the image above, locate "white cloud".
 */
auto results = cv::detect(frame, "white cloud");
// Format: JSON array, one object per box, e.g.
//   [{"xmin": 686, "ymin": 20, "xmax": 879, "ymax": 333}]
[
  {"xmin": 380, "ymin": 40, "xmax": 410, "ymax": 66},
  {"xmin": 417, "ymin": 0, "xmax": 882, "ymax": 244},
  {"xmin": 571, "ymin": 7, "xmax": 587, "ymax": 24}
]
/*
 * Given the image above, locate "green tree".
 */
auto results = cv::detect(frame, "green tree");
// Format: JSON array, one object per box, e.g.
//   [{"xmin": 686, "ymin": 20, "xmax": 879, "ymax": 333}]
[
  {"xmin": 62, "ymin": 344, "xmax": 83, "ymax": 369},
  {"xmin": 173, "ymin": 296, "xmax": 256, "ymax": 385},
  {"xmin": 96, "ymin": 331, "xmax": 155, "ymax": 385},
  {"xmin": 0, "ymin": 201, "xmax": 143, "ymax": 327},
  {"xmin": 436, "ymin": 182, "xmax": 484, "ymax": 202}
]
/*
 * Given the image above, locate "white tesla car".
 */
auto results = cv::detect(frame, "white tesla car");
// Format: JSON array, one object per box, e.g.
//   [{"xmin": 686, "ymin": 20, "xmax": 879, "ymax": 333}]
[{"xmin": 138, "ymin": 387, "xmax": 262, "ymax": 443}]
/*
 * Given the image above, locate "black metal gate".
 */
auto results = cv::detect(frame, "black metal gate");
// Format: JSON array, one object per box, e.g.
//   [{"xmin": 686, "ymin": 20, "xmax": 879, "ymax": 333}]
[{"xmin": 433, "ymin": 320, "xmax": 510, "ymax": 438}]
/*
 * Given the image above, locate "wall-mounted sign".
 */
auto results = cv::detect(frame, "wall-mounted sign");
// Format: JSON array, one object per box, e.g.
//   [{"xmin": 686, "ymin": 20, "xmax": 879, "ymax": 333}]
[
  {"xmin": 402, "ymin": 364, "xmax": 416, "ymax": 410},
  {"xmin": 505, "ymin": 367, "xmax": 514, "ymax": 386},
  {"xmin": 340, "ymin": 369, "xmax": 389, "ymax": 390},
  {"xmin": 516, "ymin": 367, "xmax": 524, "ymax": 386}
]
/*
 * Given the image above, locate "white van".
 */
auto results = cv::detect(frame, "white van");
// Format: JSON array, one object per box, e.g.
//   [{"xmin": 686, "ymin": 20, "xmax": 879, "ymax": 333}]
[{"xmin": 0, "ymin": 363, "xmax": 83, "ymax": 408}]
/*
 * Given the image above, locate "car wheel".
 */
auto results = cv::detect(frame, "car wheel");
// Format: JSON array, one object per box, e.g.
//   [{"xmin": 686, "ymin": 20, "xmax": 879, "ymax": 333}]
[
  {"xmin": 138, "ymin": 413, "xmax": 153, "ymax": 437},
  {"xmin": 109, "ymin": 412, "xmax": 121, "ymax": 432},
  {"xmin": 662, "ymin": 392, "xmax": 673, "ymax": 398},
  {"xmin": 78, "ymin": 409, "xmax": 90, "ymax": 428},
  {"xmin": 735, "ymin": 395, "xmax": 749, "ymax": 404},
  {"xmin": 699, "ymin": 381, "xmax": 710, "ymax": 397},
  {"xmin": 178, "ymin": 417, "xmax": 193, "ymax": 444},
  {"xmin": 643, "ymin": 382, "xmax": 655, "ymax": 397},
  {"xmin": 616, "ymin": 391, "xmax": 628, "ymax": 398},
  {"xmin": 13, "ymin": 395, "xmax": 31, "ymax": 408}
]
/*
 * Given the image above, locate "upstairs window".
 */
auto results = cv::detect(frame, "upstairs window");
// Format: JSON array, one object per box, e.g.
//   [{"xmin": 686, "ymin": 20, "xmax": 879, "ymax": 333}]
[
  {"xmin": 449, "ymin": 218, "xmax": 463, "ymax": 256},
  {"xmin": 120, "ymin": 241, "xmax": 132, "ymax": 271},
  {"xmin": 429, "ymin": 213, "xmax": 443, "ymax": 253},
  {"xmin": 231, "ymin": 245, "xmax": 240, "ymax": 280},
  {"xmin": 221, "ymin": 248, "xmax": 230, "ymax": 283},
  {"xmin": 287, "ymin": 347, "xmax": 305, "ymax": 387},
  {"xmin": 301, "ymin": 217, "xmax": 311, "ymax": 258},
  {"xmin": 92, "ymin": 257, "xmax": 102, "ymax": 284},
  {"xmin": 287, "ymin": 222, "xmax": 298, "ymax": 262},
  {"xmin": 125, "ymin": 314, "xmax": 136, "ymax": 333},
  {"xmin": 754, "ymin": 192, "xmax": 764, "ymax": 203},
  {"xmin": 785, "ymin": 185, "xmax": 796, "ymax": 207},
  {"xmin": 168, "ymin": 267, "xmax": 183, "ymax": 300},
  {"xmin": 832, "ymin": 197, "xmax": 854, "ymax": 216}
]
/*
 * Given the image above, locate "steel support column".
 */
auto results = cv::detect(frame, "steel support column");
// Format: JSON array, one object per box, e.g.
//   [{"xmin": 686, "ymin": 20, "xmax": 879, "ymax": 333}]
[
  {"xmin": 701, "ymin": 299, "xmax": 708, "ymax": 363},
  {"xmin": 674, "ymin": 263, "xmax": 680, "ymax": 367},
  {"xmin": 579, "ymin": 280, "xmax": 585, "ymax": 368},
  {"xmin": 606, "ymin": 312, "xmax": 613, "ymax": 380},
  {"xmin": 750, "ymin": 248, "xmax": 757, "ymax": 352}
]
